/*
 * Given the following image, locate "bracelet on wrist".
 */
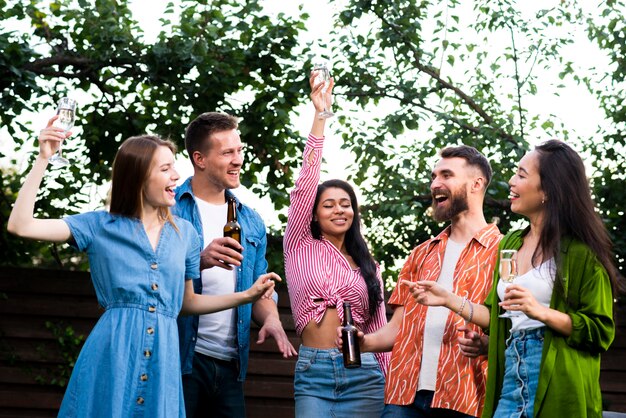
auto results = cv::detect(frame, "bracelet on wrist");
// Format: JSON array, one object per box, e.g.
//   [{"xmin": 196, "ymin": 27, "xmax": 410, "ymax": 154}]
[{"xmin": 456, "ymin": 296, "xmax": 467, "ymax": 317}]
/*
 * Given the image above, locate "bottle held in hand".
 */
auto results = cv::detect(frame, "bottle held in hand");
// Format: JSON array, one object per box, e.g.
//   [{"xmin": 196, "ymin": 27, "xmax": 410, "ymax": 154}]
[
  {"xmin": 341, "ymin": 302, "xmax": 361, "ymax": 368},
  {"xmin": 223, "ymin": 196, "xmax": 241, "ymax": 251}
]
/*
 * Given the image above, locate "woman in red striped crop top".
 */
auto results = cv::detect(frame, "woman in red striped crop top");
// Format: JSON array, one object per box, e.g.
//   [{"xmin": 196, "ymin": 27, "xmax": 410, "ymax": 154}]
[{"xmin": 283, "ymin": 71, "xmax": 390, "ymax": 417}]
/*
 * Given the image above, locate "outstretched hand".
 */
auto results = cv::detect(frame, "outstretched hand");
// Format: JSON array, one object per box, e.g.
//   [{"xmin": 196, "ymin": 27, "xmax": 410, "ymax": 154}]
[
  {"xmin": 309, "ymin": 70, "xmax": 334, "ymax": 113},
  {"xmin": 38, "ymin": 115, "xmax": 71, "ymax": 159},
  {"xmin": 401, "ymin": 280, "xmax": 450, "ymax": 307},
  {"xmin": 246, "ymin": 272, "xmax": 280, "ymax": 302},
  {"xmin": 257, "ymin": 318, "xmax": 298, "ymax": 358}
]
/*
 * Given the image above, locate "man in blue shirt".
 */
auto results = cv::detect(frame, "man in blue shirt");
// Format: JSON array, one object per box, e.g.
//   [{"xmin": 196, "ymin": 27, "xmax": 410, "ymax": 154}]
[{"xmin": 174, "ymin": 112, "xmax": 297, "ymax": 418}]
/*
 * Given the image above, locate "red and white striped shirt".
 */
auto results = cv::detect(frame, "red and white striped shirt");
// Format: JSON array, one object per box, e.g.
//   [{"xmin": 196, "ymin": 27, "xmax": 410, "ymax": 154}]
[{"xmin": 284, "ymin": 133, "xmax": 390, "ymax": 374}]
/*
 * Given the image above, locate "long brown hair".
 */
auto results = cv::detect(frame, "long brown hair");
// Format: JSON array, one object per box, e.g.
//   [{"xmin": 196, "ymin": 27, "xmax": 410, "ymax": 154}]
[{"xmin": 109, "ymin": 135, "xmax": 177, "ymax": 227}]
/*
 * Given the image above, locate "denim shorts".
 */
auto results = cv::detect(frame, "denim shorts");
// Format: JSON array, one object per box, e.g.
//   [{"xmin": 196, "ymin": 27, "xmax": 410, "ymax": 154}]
[
  {"xmin": 494, "ymin": 327, "xmax": 545, "ymax": 418},
  {"xmin": 294, "ymin": 345, "xmax": 385, "ymax": 418}
]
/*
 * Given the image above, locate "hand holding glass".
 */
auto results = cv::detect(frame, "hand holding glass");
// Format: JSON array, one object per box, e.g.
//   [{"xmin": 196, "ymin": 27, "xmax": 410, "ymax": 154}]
[
  {"xmin": 498, "ymin": 249, "xmax": 521, "ymax": 318},
  {"xmin": 49, "ymin": 97, "xmax": 77, "ymax": 166},
  {"xmin": 312, "ymin": 62, "xmax": 334, "ymax": 119}
]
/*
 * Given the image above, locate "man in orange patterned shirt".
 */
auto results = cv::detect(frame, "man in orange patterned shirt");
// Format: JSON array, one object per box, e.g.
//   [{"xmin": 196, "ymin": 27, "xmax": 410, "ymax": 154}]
[{"xmin": 355, "ymin": 145, "xmax": 501, "ymax": 418}]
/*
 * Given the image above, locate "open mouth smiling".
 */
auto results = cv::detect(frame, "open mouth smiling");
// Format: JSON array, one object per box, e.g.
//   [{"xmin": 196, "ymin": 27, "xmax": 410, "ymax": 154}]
[{"xmin": 433, "ymin": 192, "xmax": 449, "ymax": 204}]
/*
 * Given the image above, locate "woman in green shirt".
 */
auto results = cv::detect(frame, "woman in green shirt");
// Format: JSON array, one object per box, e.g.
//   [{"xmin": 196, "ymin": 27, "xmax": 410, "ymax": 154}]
[{"xmin": 404, "ymin": 140, "xmax": 619, "ymax": 417}]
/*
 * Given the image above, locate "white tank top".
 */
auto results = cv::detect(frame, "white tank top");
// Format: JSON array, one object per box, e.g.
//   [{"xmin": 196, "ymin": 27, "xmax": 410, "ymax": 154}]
[{"xmin": 497, "ymin": 258, "xmax": 556, "ymax": 332}]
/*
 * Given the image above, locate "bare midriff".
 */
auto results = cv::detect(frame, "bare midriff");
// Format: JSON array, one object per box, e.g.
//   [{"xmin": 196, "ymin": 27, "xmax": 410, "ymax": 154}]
[{"xmin": 301, "ymin": 306, "xmax": 341, "ymax": 349}]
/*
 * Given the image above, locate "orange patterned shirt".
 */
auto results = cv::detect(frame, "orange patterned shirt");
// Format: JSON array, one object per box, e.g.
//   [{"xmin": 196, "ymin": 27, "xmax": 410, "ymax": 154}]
[{"xmin": 385, "ymin": 224, "xmax": 501, "ymax": 417}]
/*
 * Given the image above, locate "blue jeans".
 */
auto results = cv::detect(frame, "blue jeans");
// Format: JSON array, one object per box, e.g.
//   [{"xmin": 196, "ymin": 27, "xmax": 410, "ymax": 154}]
[
  {"xmin": 382, "ymin": 390, "xmax": 475, "ymax": 418},
  {"xmin": 494, "ymin": 327, "xmax": 545, "ymax": 418},
  {"xmin": 182, "ymin": 352, "xmax": 245, "ymax": 418},
  {"xmin": 294, "ymin": 345, "xmax": 385, "ymax": 418}
]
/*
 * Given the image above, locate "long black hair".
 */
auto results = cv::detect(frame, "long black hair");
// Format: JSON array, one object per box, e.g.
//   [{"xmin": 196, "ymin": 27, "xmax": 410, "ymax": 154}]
[
  {"xmin": 533, "ymin": 140, "xmax": 620, "ymax": 294},
  {"xmin": 310, "ymin": 179, "xmax": 383, "ymax": 317}
]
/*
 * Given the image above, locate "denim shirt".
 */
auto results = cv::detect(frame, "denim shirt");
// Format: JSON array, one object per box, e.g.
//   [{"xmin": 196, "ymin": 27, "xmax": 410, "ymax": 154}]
[{"xmin": 173, "ymin": 176, "xmax": 271, "ymax": 381}]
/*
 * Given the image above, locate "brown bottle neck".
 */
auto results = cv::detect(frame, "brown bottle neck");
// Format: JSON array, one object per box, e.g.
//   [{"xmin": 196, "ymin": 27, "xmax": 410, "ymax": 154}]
[
  {"xmin": 227, "ymin": 198, "xmax": 237, "ymax": 222},
  {"xmin": 343, "ymin": 303, "xmax": 353, "ymax": 325}
]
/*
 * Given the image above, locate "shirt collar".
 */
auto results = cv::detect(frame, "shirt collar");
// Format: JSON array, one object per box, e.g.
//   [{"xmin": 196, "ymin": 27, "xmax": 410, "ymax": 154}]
[
  {"xmin": 432, "ymin": 223, "xmax": 501, "ymax": 248},
  {"xmin": 176, "ymin": 176, "xmax": 241, "ymax": 208}
]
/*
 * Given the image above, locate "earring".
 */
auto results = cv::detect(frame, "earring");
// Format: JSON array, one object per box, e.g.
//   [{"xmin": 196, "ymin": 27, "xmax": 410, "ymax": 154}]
[{"xmin": 542, "ymin": 197, "xmax": 545, "ymax": 204}]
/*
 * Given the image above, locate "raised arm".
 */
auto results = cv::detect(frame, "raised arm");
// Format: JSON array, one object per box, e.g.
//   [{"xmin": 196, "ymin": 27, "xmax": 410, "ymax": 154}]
[
  {"xmin": 7, "ymin": 117, "xmax": 72, "ymax": 242},
  {"xmin": 309, "ymin": 71, "xmax": 333, "ymax": 138},
  {"xmin": 282, "ymin": 73, "xmax": 335, "ymax": 253}
]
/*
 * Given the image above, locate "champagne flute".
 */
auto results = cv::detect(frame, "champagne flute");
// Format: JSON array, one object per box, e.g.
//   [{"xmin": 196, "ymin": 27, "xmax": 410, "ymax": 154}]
[
  {"xmin": 312, "ymin": 61, "xmax": 334, "ymax": 119},
  {"xmin": 49, "ymin": 97, "xmax": 77, "ymax": 166},
  {"xmin": 498, "ymin": 249, "xmax": 521, "ymax": 318}
]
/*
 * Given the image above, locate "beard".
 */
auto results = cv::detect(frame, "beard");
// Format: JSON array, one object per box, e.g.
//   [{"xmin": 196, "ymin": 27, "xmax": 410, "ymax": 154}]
[{"xmin": 431, "ymin": 187, "xmax": 469, "ymax": 222}]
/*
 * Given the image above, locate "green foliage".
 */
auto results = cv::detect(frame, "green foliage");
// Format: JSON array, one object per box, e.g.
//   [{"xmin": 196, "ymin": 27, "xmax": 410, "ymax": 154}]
[
  {"xmin": 0, "ymin": 0, "xmax": 310, "ymax": 267},
  {"xmin": 35, "ymin": 321, "xmax": 85, "ymax": 387},
  {"xmin": 323, "ymin": 0, "xmax": 625, "ymax": 286},
  {"xmin": 1, "ymin": 0, "xmax": 624, "ymax": 290},
  {"xmin": 1, "ymin": 166, "xmax": 87, "ymax": 268},
  {"xmin": 585, "ymin": 1, "xmax": 626, "ymax": 279}
]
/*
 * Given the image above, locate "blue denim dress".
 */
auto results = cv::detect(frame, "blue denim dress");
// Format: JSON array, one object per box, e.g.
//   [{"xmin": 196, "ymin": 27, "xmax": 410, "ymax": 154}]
[{"xmin": 58, "ymin": 211, "xmax": 200, "ymax": 418}]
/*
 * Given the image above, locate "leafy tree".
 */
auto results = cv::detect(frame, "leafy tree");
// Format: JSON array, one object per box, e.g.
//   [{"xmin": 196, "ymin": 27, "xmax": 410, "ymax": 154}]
[
  {"xmin": 0, "ymin": 0, "xmax": 310, "ymax": 271},
  {"xmin": 324, "ymin": 0, "xmax": 625, "ymax": 287},
  {"xmin": 2, "ymin": 0, "xmax": 624, "ymax": 292},
  {"xmin": 585, "ymin": 1, "xmax": 626, "ymax": 283}
]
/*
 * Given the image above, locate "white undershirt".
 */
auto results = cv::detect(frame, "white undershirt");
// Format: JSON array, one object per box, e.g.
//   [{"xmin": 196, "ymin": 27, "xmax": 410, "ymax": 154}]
[
  {"xmin": 418, "ymin": 239, "xmax": 464, "ymax": 391},
  {"xmin": 193, "ymin": 197, "xmax": 238, "ymax": 360},
  {"xmin": 497, "ymin": 258, "xmax": 555, "ymax": 332}
]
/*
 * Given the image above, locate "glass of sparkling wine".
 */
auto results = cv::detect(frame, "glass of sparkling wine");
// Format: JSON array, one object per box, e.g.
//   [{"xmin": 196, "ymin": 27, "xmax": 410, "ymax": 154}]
[
  {"xmin": 312, "ymin": 61, "xmax": 334, "ymax": 119},
  {"xmin": 49, "ymin": 97, "xmax": 77, "ymax": 166},
  {"xmin": 498, "ymin": 249, "xmax": 520, "ymax": 318}
]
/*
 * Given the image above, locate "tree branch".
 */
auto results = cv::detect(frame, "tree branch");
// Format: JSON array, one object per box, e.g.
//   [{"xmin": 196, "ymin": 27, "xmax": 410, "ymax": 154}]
[
  {"xmin": 22, "ymin": 55, "xmax": 141, "ymax": 78},
  {"xmin": 508, "ymin": 24, "xmax": 525, "ymax": 140},
  {"xmin": 23, "ymin": 55, "xmax": 95, "ymax": 72},
  {"xmin": 373, "ymin": 9, "xmax": 520, "ymax": 147},
  {"xmin": 343, "ymin": 89, "xmax": 495, "ymax": 137}
]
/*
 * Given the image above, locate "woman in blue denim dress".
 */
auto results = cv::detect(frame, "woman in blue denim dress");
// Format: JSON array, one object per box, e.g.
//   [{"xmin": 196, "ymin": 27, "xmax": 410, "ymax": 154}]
[
  {"xmin": 7, "ymin": 116, "xmax": 278, "ymax": 417},
  {"xmin": 403, "ymin": 140, "xmax": 619, "ymax": 417}
]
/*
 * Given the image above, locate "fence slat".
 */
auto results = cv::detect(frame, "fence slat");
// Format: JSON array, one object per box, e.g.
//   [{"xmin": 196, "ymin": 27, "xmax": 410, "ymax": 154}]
[{"xmin": 1, "ymin": 266, "xmax": 625, "ymax": 417}]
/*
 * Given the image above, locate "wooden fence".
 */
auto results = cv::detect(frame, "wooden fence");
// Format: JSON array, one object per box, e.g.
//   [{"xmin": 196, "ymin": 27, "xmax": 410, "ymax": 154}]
[{"xmin": 0, "ymin": 267, "xmax": 625, "ymax": 417}]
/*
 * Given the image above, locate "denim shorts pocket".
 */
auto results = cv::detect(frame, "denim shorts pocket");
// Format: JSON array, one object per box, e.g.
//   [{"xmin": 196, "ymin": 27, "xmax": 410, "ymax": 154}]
[
  {"xmin": 295, "ymin": 355, "xmax": 313, "ymax": 373},
  {"xmin": 360, "ymin": 352, "xmax": 381, "ymax": 370}
]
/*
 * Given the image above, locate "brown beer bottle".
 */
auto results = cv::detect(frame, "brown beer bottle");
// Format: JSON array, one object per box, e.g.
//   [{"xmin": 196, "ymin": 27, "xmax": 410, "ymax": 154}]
[
  {"xmin": 341, "ymin": 302, "xmax": 361, "ymax": 368},
  {"xmin": 223, "ymin": 196, "xmax": 241, "ymax": 249}
]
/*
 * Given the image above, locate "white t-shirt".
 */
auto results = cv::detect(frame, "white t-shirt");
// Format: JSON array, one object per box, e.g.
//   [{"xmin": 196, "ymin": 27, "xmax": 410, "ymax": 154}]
[
  {"xmin": 418, "ymin": 239, "xmax": 465, "ymax": 391},
  {"xmin": 498, "ymin": 258, "xmax": 555, "ymax": 332},
  {"xmin": 193, "ymin": 197, "xmax": 238, "ymax": 360}
]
